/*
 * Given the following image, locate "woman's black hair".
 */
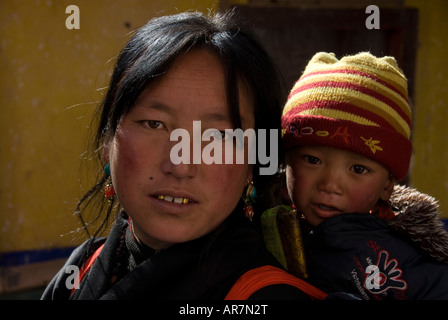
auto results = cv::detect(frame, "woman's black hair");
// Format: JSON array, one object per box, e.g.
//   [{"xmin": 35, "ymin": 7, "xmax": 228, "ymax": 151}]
[{"xmin": 76, "ymin": 9, "xmax": 284, "ymax": 238}]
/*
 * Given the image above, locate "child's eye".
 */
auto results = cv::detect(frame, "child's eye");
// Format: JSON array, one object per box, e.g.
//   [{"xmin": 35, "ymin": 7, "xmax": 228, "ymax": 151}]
[
  {"xmin": 351, "ymin": 164, "xmax": 369, "ymax": 174},
  {"xmin": 304, "ymin": 155, "xmax": 321, "ymax": 165}
]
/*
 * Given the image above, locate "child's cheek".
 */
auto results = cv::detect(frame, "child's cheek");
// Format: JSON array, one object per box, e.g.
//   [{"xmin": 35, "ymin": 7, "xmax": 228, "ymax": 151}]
[
  {"xmin": 348, "ymin": 188, "xmax": 380, "ymax": 213},
  {"xmin": 288, "ymin": 172, "xmax": 312, "ymax": 208}
]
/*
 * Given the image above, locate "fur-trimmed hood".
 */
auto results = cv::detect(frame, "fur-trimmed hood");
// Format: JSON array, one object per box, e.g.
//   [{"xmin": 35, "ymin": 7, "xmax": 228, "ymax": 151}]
[{"xmin": 388, "ymin": 184, "xmax": 448, "ymax": 264}]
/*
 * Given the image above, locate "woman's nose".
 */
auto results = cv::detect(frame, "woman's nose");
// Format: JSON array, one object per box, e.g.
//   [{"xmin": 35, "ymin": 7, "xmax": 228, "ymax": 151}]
[{"xmin": 161, "ymin": 134, "xmax": 198, "ymax": 179}]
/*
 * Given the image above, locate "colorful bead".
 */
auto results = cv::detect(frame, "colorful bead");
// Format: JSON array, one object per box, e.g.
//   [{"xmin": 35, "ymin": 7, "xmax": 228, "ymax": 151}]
[
  {"xmin": 104, "ymin": 163, "xmax": 111, "ymax": 176},
  {"xmin": 246, "ymin": 183, "xmax": 256, "ymax": 201},
  {"xmin": 105, "ymin": 183, "xmax": 115, "ymax": 199},
  {"xmin": 244, "ymin": 205, "xmax": 254, "ymax": 221}
]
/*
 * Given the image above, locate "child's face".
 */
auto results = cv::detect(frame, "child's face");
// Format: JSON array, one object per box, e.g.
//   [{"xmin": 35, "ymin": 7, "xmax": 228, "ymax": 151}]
[{"xmin": 286, "ymin": 145, "xmax": 394, "ymax": 226}]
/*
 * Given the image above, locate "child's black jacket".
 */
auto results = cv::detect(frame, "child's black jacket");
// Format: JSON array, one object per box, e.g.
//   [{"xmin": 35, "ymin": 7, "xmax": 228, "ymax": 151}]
[{"xmin": 306, "ymin": 185, "xmax": 448, "ymax": 300}]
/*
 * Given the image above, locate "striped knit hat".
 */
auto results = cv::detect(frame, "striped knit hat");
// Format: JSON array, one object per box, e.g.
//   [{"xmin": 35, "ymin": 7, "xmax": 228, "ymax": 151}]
[{"xmin": 282, "ymin": 52, "xmax": 412, "ymax": 180}]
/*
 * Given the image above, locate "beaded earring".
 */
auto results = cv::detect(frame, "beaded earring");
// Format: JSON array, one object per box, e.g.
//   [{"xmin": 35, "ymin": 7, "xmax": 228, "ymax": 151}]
[
  {"xmin": 243, "ymin": 180, "xmax": 256, "ymax": 221},
  {"xmin": 104, "ymin": 163, "xmax": 115, "ymax": 201}
]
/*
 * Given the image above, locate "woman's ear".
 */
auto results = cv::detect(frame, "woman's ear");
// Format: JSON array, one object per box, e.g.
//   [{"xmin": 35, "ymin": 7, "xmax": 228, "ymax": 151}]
[
  {"xmin": 102, "ymin": 137, "xmax": 112, "ymax": 164},
  {"xmin": 380, "ymin": 173, "xmax": 395, "ymax": 201}
]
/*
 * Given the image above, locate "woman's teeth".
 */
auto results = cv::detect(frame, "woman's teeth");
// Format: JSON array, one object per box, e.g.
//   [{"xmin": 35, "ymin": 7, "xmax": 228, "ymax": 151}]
[{"xmin": 157, "ymin": 195, "xmax": 190, "ymax": 204}]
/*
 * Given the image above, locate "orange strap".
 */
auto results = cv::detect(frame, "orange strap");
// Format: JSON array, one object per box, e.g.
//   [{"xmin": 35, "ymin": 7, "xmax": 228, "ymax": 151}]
[
  {"xmin": 70, "ymin": 245, "xmax": 326, "ymax": 300},
  {"xmin": 225, "ymin": 265, "xmax": 328, "ymax": 300},
  {"xmin": 70, "ymin": 243, "xmax": 105, "ymax": 296}
]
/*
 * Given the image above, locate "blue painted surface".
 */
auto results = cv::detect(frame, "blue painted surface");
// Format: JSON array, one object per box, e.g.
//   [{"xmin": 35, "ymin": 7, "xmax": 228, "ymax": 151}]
[{"xmin": 0, "ymin": 247, "xmax": 75, "ymax": 267}]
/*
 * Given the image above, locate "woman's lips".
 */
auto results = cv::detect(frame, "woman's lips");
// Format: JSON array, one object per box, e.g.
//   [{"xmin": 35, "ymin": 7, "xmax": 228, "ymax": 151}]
[
  {"xmin": 151, "ymin": 190, "xmax": 197, "ymax": 206},
  {"xmin": 148, "ymin": 192, "xmax": 198, "ymax": 216},
  {"xmin": 157, "ymin": 195, "xmax": 191, "ymax": 204}
]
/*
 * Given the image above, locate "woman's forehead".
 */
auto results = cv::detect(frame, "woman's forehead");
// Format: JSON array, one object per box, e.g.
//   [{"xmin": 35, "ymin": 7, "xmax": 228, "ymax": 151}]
[{"xmin": 133, "ymin": 48, "xmax": 255, "ymax": 128}]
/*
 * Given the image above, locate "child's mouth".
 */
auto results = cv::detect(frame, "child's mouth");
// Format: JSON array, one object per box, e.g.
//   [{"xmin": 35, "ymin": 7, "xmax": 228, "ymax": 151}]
[
  {"xmin": 316, "ymin": 204, "xmax": 339, "ymax": 211},
  {"xmin": 311, "ymin": 203, "xmax": 343, "ymax": 216}
]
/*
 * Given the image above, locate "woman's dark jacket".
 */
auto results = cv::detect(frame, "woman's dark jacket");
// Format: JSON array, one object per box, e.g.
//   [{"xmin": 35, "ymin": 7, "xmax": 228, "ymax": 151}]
[{"xmin": 41, "ymin": 210, "xmax": 309, "ymax": 300}]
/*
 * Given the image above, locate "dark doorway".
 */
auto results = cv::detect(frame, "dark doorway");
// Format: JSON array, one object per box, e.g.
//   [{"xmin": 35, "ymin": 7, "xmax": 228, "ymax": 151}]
[{"xmin": 235, "ymin": 6, "xmax": 418, "ymax": 100}]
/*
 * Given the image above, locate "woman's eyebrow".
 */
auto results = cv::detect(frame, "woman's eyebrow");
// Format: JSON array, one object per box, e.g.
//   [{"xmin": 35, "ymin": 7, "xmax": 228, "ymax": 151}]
[
  {"xmin": 143, "ymin": 103, "xmax": 173, "ymax": 114},
  {"xmin": 134, "ymin": 102, "xmax": 176, "ymax": 117},
  {"xmin": 202, "ymin": 112, "xmax": 231, "ymax": 123},
  {"xmin": 203, "ymin": 112, "xmax": 248, "ymax": 126},
  {"xmin": 136, "ymin": 101, "xmax": 245, "ymax": 126}
]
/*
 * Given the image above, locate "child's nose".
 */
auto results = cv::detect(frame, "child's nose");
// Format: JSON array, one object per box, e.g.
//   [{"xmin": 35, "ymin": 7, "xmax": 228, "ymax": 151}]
[{"xmin": 317, "ymin": 167, "xmax": 343, "ymax": 195}]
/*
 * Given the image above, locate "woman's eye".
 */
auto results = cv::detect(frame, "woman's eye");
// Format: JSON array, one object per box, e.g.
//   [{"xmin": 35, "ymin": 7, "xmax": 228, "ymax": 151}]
[
  {"xmin": 215, "ymin": 130, "xmax": 227, "ymax": 140},
  {"xmin": 351, "ymin": 165, "xmax": 368, "ymax": 174},
  {"xmin": 142, "ymin": 120, "xmax": 163, "ymax": 129},
  {"xmin": 203, "ymin": 129, "xmax": 227, "ymax": 140},
  {"xmin": 304, "ymin": 155, "xmax": 320, "ymax": 165}
]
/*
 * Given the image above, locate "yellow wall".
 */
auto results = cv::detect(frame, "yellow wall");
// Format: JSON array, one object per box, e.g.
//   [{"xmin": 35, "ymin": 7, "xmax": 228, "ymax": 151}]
[
  {"xmin": 406, "ymin": 0, "xmax": 448, "ymax": 218},
  {"xmin": 2, "ymin": 0, "xmax": 447, "ymax": 255},
  {"xmin": 0, "ymin": 0, "xmax": 217, "ymax": 252}
]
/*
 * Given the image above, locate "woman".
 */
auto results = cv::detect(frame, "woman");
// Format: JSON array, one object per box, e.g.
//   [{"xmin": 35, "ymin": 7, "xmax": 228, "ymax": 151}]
[{"xmin": 42, "ymin": 10, "xmax": 318, "ymax": 300}]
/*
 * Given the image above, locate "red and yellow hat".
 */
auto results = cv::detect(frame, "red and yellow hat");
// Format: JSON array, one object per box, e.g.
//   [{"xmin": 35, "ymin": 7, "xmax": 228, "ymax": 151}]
[{"xmin": 282, "ymin": 52, "xmax": 412, "ymax": 180}]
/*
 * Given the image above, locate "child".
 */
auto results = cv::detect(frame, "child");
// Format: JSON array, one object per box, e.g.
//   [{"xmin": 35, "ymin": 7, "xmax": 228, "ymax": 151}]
[{"xmin": 275, "ymin": 52, "xmax": 448, "ymax": 299}]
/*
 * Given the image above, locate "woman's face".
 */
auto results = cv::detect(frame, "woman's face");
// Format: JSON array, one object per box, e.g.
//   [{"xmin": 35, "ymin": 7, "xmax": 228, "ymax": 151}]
[{"xmin": 104, "ymin": 49, "xmax": 254, "ymax": 250}]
